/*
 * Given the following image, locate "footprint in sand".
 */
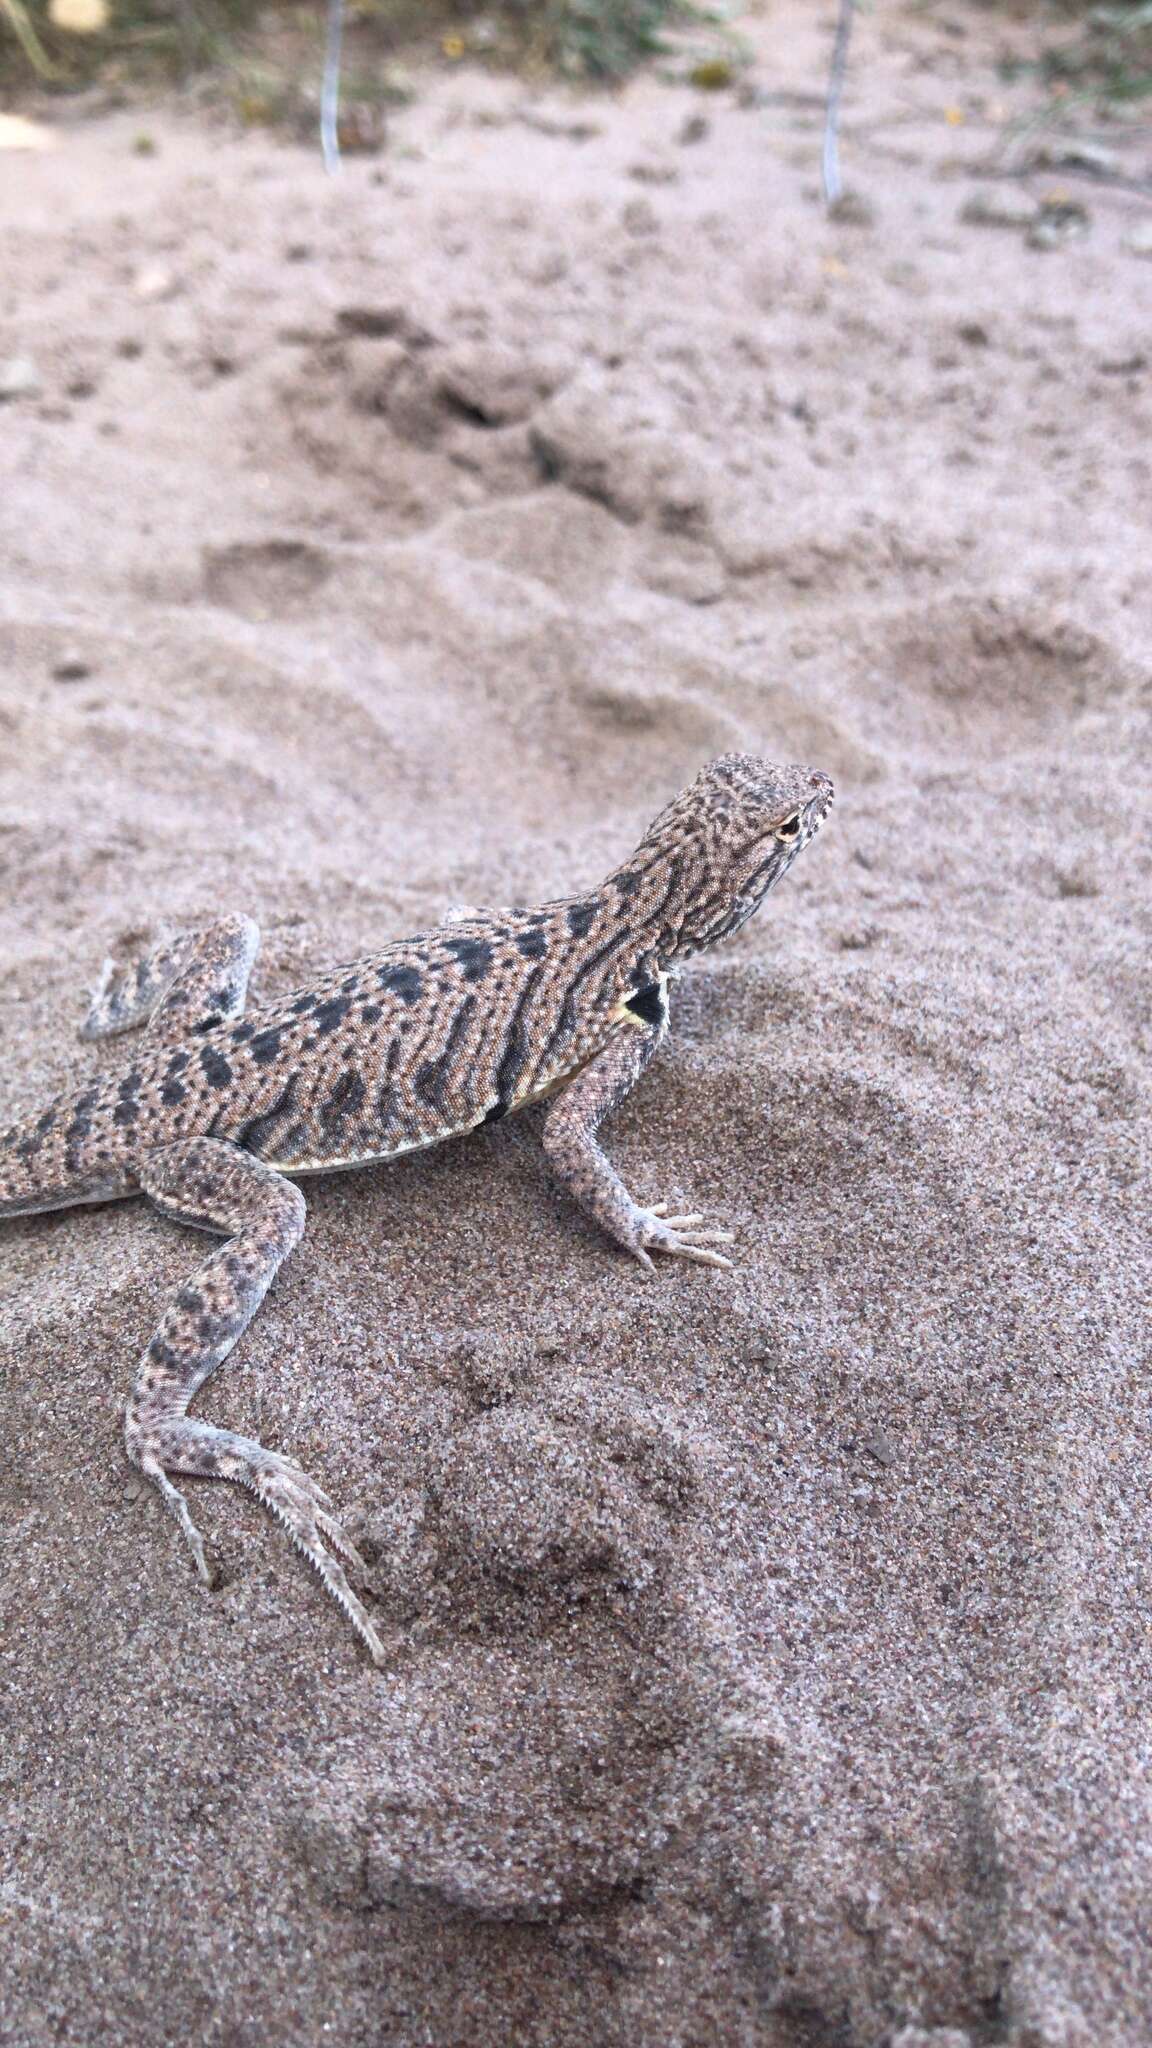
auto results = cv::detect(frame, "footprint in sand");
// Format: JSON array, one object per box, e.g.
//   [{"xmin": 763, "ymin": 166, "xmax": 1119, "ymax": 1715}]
[
  {"xmin": 201, "ymin": 538, "xmax": 334, "ymax": 619},
  {"xmin": 849, "ymin": 597, "xmax": 1132, "ymax": 757}
]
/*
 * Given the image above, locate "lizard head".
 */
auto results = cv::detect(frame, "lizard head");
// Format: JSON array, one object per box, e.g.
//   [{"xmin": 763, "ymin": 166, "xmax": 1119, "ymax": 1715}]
[{"xmin": 639, "ymin": 753, "xmax": 834, "ymax": 962}]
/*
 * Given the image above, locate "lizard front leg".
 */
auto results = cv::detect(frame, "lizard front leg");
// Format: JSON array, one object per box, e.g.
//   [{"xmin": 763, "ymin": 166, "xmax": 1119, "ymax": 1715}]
[
  {"xmin": 542, "ymin": 1025, "xmax": 734, "ymax": 1273},
  {"xmin": 81, "ymin": 915, "xmax": 260, "ymax": 1045},
  {"xmin": 128, "ymin": 1136, "xmax": 385, "ymax": 1665}
]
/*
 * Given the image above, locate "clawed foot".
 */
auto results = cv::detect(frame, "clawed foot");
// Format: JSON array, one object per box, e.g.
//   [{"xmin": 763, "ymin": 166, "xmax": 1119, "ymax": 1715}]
[
  {"xmin": 628, "ymin": 1200, "xmax": 735, "ymax": 1274},
  {"xmin": 142, "ymin": 1442, "xmax": 386, "ymax": 1667},
  {"xmin": 242, "ymin": 1451, "xmax": 387, "ymax": 1667}
]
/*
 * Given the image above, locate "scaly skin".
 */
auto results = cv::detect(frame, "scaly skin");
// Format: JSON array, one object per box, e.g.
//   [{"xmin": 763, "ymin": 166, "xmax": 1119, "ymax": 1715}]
[{"xmin": 0, "ymin": 754, "xmax": 833, "ymax": 1663}]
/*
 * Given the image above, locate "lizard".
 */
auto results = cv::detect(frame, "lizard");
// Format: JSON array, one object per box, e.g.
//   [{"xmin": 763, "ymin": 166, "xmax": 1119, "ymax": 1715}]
[{"xmin": 0, "ymin": 752, "xmax": 833, "ymax": 1665}]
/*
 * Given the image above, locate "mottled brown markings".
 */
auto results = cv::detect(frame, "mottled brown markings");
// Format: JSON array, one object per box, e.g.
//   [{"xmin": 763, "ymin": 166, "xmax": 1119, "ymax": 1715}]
[
  {"xmin": 237, "ymin": 1074, "xmax": 298, "ymax": 1156},
  {"xmin": 372, "ymin": 1038, "xmax": 405, "ymax": 1136},
  {"xmin": 248, "ymin": 1027, "xmax": 284, "ymax": 1067},
  {"xmin": 414, "ymin": 994, "xmax": 477, "ymax": 1111},
  {"xmin": 321, "ymin": 1068, "xmax": 368, "ymax": 1129},
  {"xmin": 542, "ymin": 921, "xmax": 638, "ymax": 1067},
  {"xmin": 360, "ymin": 1003, "xmax": 382, "ymax": 1025},
  {"xmin": 567, "ymin": 901, "xmax": 596, "ymax": 938},
  {"xmin": 494, "ymin": 963, "xmax": 547, "ymax": 1110},
  {"xmin": 64, "ymin": 1084, "xmax": 101, "ymax": 1169},
  {"xmin": 515, "ymin": 925, "xmax": 548, "ymax": 961}
]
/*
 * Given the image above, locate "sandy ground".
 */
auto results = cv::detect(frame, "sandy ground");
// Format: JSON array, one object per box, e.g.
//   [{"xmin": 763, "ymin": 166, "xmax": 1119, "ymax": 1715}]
[{"xmin": 1, "ymin": 4, "xmax": 1150, "ymax": 2043}]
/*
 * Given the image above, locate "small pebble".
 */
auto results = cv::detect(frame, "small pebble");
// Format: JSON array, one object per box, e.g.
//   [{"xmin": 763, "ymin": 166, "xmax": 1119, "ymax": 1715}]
[
  {"xmin": 0, "ymin": 357, "xmax": 41, "ymax": 401},
  {"xmin": 132, "ymin": 264, "xmax": 179, "ymax": 302},
  {"xmin": 862, "ymin": 1427, "xmax": 897, "ymax": 1469},
  {"xmin": 52, "ymin": 652, "xmax": 92, "ymax": 682}
]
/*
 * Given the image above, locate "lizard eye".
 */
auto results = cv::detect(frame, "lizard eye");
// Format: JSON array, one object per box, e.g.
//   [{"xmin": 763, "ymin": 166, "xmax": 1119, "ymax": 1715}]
[{"xmin": 774, "ymin": 813, "xmax": 802, "ymax": 843}]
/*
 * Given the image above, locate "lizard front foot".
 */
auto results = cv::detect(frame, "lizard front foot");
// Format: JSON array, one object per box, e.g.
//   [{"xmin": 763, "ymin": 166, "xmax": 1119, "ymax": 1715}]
[{"xmin": 628, "ymin": 1200, "xmax": 735, "ymax": 1274}]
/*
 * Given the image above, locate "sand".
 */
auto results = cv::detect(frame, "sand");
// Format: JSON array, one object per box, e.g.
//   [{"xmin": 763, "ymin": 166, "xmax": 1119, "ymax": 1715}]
[{"xmin": 1, "ymin": 4, "xmax": 1150, "ymax": 2042}]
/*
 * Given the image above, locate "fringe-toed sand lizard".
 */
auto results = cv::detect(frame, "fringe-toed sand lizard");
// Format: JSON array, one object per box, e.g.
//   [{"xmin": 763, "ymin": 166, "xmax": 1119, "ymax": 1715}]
[{"xmin": 0, "ymin": 754, "xmax": 833, "ymax": 1662}]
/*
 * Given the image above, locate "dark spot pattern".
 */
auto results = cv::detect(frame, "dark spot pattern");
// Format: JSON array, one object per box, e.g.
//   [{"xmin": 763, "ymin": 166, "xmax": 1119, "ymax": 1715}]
[
  {"xmin": 200, "ymin": 1046, "xmax": 233, "ymax": 1090},
  {"xmin": 567, "ymin": 901, "xmax": 596, "ymax": 939},
  {"xmin": 64, "ymin": 1086, "xmax": 100, "ymax": 1170},
  {"xmin": 445, "ymin": 936, "xmax": 494, "ymax": 984},
  {"xmin": 314, "ymin": 996, "xmax": 351, "ymax": 1036},
  {"xmin": 516, "ymin": 926, "xmax": 548, "ymax": 961},
  {"xmin": 377, "ymin": 964, "xmax": 423, "ymax": 1005},
  {"xmin": 248, "ymin": 1028, "xmax": 284, "ymax": 1068}
]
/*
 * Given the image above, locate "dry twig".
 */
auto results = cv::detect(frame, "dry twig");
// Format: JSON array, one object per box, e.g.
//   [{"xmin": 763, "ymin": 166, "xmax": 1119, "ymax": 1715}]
[
  {"xmin": 320, "ymin": 0, "xmax": 345, "ymax": 175},
  {"xmin": 822, "ymin": 0, "xmax": 856, "ymax": 209}
]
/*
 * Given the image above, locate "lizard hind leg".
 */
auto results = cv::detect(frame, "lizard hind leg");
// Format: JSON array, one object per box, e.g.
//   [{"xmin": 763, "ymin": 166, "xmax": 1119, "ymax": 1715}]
[
  {"xmin": 129, "ymin": 1136, "xmax": 386, "ymax": 1666},
  {"xmin": 81, "ymin": 915, "xmax": 260, "ymax": 1045}
]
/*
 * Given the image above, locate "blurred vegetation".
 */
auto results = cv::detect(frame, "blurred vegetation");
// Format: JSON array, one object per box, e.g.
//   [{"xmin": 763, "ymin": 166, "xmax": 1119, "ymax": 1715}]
[
  {"xmin": 0, "ymin": 0, "xmax": 740, "ymax": 97},
  {"xmin": 1006, "ymin": 2, "xmax": 1152, "ymax": 107}
]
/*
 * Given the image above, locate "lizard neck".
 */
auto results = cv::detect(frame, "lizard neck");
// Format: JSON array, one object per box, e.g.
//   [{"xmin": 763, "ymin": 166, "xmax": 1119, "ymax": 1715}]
[{"xmin": 598, "ymin": 844, "xmax": 695, "ymax": 978}]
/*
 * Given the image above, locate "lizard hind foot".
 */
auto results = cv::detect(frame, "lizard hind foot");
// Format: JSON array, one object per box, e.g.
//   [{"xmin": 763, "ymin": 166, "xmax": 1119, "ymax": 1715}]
[
  {"xmin": 136, "ymin": 1424, "xmax": 387, "ymax": 1667},
  {"xmin": 140, "ymin": 1455, "xmax": 217, "ymax": 1588},
  {"xmin": 238, "ymin": 1449, "xmax": 388, "ymax": 1667}
]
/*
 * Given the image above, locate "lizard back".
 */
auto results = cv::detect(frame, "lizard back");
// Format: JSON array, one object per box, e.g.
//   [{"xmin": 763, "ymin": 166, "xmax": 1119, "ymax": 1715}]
[{"xmin": 0, "ymin": 890, "xmax": 662, "ymax": 1213}]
